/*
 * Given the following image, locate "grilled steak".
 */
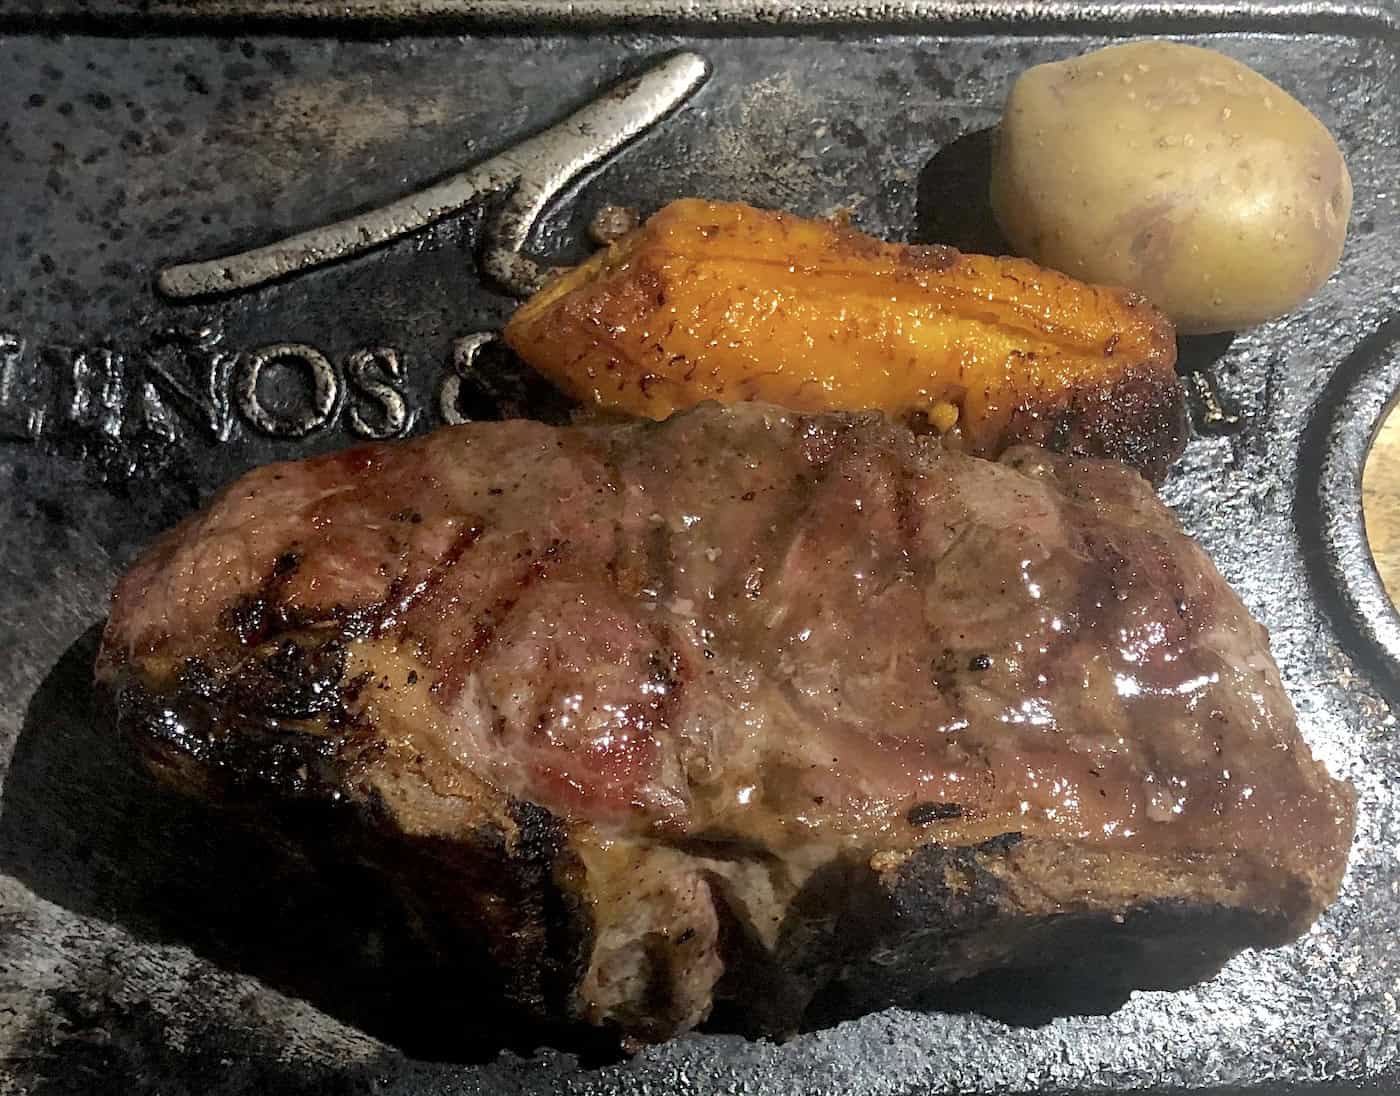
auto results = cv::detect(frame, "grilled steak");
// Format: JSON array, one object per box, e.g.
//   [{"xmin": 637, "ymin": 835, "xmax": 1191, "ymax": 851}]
[{"xmin": 97, "ymin": 403, "xmax": 1354, "ymax": 1044}]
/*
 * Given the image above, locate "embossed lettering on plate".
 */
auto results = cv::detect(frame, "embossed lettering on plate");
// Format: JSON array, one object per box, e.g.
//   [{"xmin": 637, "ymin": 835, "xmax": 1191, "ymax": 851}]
[
  {"xmin": 235, "ymin": 343, "xmax": 341, "ymax": 438},
  {"xmin": 0, "ymin": 55, "xmax": 709, "ymax": 454},
  {"xmin": 438, "ymin": 332, "xmax": 498, "ymax": 427},
  {"xmin": 1185, "ymin": 370, "xmax": 1243, "ymax": 436},
  {"xmin": 144, "ymin": 324, "xmax": 235, "ymax": 443},
  {"xmin": 0, "ymin": 326, "xmax": 499, "ymax": 445},
  {"xmin": 0, "ymin": 331, "xmax": 39, "ymax": 440},
  {"xmin": 347, "ymin": 347, "xmax": 414, "ymax": 440}
]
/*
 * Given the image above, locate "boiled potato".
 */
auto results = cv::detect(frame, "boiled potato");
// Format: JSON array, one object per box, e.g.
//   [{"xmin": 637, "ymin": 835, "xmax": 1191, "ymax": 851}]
[{"xmin": 991, "ymin": 41, "xmax": 1351, "ymax": 334}]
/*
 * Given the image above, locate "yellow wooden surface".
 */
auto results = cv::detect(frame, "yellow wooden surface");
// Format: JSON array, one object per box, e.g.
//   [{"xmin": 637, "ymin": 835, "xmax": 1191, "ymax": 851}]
[{"xmin": 1363, "ymin": 408, "xmax": 1400, "ymax": 606}]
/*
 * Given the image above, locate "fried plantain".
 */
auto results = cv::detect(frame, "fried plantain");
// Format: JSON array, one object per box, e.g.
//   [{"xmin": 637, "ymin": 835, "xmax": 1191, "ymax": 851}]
[{"xmin": 504, "ymin": 199, "xmax": 1186, "ymax": 480}]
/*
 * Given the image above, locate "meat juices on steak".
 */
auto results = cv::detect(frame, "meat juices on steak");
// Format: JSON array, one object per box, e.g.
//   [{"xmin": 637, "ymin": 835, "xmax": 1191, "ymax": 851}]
[{"xmin": 97, "ymin": 403, "xmax": 1355, "ymax": 1043}]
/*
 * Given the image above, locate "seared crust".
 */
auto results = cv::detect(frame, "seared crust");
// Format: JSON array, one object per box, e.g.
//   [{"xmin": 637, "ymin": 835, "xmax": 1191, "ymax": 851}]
[
  {"xmin": 102, "ymin": 664, "xmax": 1319, "ymax": 1040},
  {"xmin": 97, "ymin": 403, "xmax": 1353, "ymax": 1044},
  {"xmin": 1003, "ymin": 361, "xmax": 1188, "ymax": 483},
  {"xmin": 106, "ymin": 667, "xmax": 596, "ymax": 1027},
  {"xmin": 102, "ymin": 659, "xmax": 1316, "ymax": 1040}
]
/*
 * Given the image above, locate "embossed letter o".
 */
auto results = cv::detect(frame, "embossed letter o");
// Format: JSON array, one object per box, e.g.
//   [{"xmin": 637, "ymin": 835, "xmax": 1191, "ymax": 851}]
[{"xmin": 235, "ymin": 342, "xmax": 339, "ymax": 438}]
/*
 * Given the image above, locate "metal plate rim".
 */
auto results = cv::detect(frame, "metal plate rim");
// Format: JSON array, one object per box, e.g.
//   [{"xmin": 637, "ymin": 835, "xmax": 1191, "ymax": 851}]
[{"xmin": 1, "ymin": 0, "xmax": 1399, "ymax": 36}]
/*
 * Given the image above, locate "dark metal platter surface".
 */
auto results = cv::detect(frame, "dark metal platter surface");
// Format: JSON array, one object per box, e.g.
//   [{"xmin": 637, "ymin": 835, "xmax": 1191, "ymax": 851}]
[{"xmin": 1, "ymin": 2, "xmax": 1399, "ymax": 1093}]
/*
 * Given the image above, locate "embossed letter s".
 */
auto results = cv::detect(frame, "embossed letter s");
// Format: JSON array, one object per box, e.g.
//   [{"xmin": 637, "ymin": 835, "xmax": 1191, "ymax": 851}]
[{"xmin": 348, "ymin": 347, "xmax": 413, "ymax": 439}]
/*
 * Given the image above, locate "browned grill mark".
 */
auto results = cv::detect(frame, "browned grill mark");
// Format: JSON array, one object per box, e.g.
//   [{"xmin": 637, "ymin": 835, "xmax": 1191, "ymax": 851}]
[
  {"xmin": 643, "ymin": 644, "xmax": 686, "ymax": 736},
  {"xmin": 374, "ymin": 519, "xmax": 486, "ymax": 638},
  {"xmin": 892, "ymin": 446, "xmax": 927, "ymax": 574},
  {"xmin": 907, "ymin": 801, "xmax": 965, "ymax": 825},
  {"xmin": 433, "ymin": 542, "xmax": 562, "ymax": 702}
]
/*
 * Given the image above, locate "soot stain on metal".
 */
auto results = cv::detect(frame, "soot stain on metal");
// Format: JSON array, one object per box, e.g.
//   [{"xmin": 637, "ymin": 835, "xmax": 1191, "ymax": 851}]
[{"xmin": 1, "ymin": 13, "xmax": 1399, "ymax": 1096}]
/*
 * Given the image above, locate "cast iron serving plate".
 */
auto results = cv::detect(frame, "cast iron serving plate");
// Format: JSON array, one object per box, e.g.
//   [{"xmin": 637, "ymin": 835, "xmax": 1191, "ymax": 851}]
[{"xmin": 1, "ymin": 1, "xmax": 1398, "ymax": 1093}]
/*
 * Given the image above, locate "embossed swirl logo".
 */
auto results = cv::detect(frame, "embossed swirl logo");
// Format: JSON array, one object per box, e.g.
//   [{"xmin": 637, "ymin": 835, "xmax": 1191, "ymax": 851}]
[{"xmin": 0, "ymin": 54, "xmax": 708, "ymax": 456}]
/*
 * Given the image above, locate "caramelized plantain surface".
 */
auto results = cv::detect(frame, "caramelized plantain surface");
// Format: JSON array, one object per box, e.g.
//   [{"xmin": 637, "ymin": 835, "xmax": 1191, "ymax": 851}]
[{"xmin": 504, "ymin": 199, "xmax": 1186, "ymax": 480}]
